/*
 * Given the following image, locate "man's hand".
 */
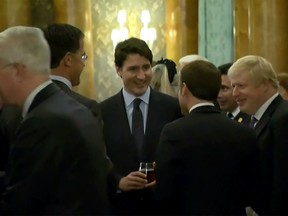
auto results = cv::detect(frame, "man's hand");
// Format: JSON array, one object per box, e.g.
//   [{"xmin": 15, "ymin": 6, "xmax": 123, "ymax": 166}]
[{"xmin": 119, "ymin": 171, "xmax": 147, "ymax": 192}]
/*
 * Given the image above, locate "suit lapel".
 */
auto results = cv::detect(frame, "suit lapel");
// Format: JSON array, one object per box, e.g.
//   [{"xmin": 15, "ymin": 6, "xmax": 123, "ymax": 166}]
[
  {"xmin": 52, "ymin": 80, "xmax": 71, "ymax": 93},
  {"xmin": 254, "ymin": 95, "xmax": 283, "ymax": 137},
  {"xmin": 28, "ymin": 83, "xmax": 60, "ymax": 114}
]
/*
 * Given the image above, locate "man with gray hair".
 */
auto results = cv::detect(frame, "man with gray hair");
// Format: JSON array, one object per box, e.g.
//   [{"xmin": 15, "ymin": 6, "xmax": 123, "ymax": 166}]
[
  {"xmin": 178, "ymin": 54, "xmax": 208, "ymax": 70},
  {"xmin": 228, "ymin": 55, "xmax": 288, "ymax": 215},
  {"xmin": 0, "ymin": 26, "xmax": 109, "ymax": 215}
]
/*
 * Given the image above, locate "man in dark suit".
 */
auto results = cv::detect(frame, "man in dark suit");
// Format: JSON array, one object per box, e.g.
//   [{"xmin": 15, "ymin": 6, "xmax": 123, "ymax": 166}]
[
  {"xmin": 217, "ymin": 62, "xmax": 250, "ymax": 125},
  {"xmin": 0, "ymin": 104, "xmax": 22, "ymax": 196},
  {"xmin": 42, "ymin": 24, "xmax": 101, "ymax": 119},
  {"xmin": 0, "ymin": 26, "xmax": 109, "ymax": 214},
  {"xmin": 155, "ymin": 60, "xmax": 261, "ymax": 215},
  {"xmin": 100, "ymin": 37, "xmax": 182, "ymax": 215},
  {"xmin": 228, "ymin": 55, "xmax": 288, "ymax": 215}
]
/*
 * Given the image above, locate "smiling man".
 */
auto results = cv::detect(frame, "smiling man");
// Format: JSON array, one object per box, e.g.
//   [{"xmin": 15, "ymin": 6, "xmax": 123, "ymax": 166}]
[
  {"xmin": 228, "ymin": 55, "xmax": 288, "ymax": 215},
  {"xmin": 100, "ymin": 37, "xmax": 182, "ymax": 215}
]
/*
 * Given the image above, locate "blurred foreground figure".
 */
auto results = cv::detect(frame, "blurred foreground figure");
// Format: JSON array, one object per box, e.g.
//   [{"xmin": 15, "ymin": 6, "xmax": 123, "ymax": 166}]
[{"xmin": 0, "ymin": 26, "xmax": 109, "ymax": 215}]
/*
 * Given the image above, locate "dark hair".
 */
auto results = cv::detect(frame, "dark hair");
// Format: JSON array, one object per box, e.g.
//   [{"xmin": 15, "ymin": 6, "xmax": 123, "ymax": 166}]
[
  {"xmin": 42, "ymin": 24, "xmax": 84, "ymax": 68},
  {"xmin": 181, "ymin": 60, "xmax": 221, "ymax": 100},
  {"xmin": 218, "ymin": 62, "xmax": 233, "ymax": 75},
  {"xmin": 114, "ymin": 37, "xmax": 153, "ymax": 67},
  {"xmin": 155, "ymin": 58, "xmax": 177, "ymax": 83}
]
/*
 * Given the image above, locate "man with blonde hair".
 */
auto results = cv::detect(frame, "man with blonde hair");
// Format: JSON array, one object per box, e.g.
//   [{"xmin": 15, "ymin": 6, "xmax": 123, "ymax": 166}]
[
  {"xmin": 0, "ymin": 26, "xmax": 109, "ymax": 214},
  {"xmin": 228, "ymin": 55, "xmax": 288, "ymax": 215}
]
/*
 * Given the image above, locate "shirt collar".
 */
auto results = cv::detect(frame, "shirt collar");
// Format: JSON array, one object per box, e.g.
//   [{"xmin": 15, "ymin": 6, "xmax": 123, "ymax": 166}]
[
  {"xmin": 254, "ymin": 93, "xmax": 279, "ymax": 120},
  {"xmin": 122, "ymin": 87, "xmax": 150, "ymax": 107},
  {"xmin": 189, "ymin": 102, "xmax": 214, "ymax": 113},
  {"xmin": 230, "ymin": 107, "xmax": 240, "ymax": 118},
  {"xmin": 22, "ymin": 80, "xmax": 53, "ymax": 117},
  {"xmin": 50, "ymin": 75, "xmax": 72, "ymax": 90}
]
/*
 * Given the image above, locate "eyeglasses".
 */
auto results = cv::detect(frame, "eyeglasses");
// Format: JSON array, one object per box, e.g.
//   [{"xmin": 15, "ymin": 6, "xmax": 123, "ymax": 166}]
[{"xmin": 81, "ymin": 53, "xmax": 88, "ymax": 61}]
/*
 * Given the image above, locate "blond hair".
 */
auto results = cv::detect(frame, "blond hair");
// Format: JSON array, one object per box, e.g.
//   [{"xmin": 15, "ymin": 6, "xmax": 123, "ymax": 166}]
[{"xmin": 228, "ymin": 55, "xmax": 278, "ymax": 89}]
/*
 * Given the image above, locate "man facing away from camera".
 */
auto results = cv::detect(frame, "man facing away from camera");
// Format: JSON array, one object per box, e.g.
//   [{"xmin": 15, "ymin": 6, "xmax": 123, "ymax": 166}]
[{"xmin": 155, "ymin": 60, "xmax": 261, "ymax": 215}]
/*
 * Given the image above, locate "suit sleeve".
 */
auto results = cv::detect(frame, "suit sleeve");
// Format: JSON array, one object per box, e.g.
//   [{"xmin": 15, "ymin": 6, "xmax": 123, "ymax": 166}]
[{"xmin": 270, "ymin": 115, "xmax": 288, "ymax": 213}]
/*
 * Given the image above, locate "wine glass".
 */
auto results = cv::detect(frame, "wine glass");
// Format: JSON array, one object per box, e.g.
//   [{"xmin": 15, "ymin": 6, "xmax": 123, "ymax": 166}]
[{"xmin": 139, "ymin": 162, "xmax": 155, "ymax": 183}]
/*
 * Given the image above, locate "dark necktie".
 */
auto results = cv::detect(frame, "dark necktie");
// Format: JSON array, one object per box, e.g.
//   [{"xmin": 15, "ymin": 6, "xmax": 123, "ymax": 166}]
[
  {"xmin": 132, "ymin": 98, "xmax": 144, "ymax": 159},
  {"xmin": 249, "ymin": 116, "xmax": 258, "ymax": 128},
  {"xmin": 227, "ymin": 112, "xmax": 234, "ymax": 119}
]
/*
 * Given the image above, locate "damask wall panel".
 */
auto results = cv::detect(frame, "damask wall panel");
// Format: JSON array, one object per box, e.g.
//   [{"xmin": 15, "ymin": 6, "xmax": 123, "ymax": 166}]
[
  {"xmin": 91, "ymin": 0, "xmax": 165, "ymax": 101},
  {"xmin": 199, "ymin": 0, "xmax": 234, "ymax": 67}
]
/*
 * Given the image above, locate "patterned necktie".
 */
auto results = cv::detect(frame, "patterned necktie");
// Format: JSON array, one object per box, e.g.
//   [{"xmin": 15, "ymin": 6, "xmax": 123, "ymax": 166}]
[
  {"xmin": 132, "ymin": 98, "xmax": 144, "ymax": 158},
  {"xmin": 249, "ymin": 115, "xmax": 258, "ymax": 128}
]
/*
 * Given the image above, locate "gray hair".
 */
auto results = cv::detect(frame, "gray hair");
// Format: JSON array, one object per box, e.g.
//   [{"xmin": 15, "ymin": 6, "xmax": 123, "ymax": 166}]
[
  {"xmin": 228, "ymin": 55, "xmax": 279, "ymax": 89},
  {"xmin": 179, "ymin": 54, "xmax": 209, "ymax": 65},
  {"xmin": 0, "ymin": 26, "xmax": 50, "ymax": 74}
]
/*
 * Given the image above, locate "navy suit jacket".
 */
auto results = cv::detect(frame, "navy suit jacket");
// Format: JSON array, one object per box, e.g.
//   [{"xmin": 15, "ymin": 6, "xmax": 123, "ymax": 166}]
[
  {"xmin": 155, "ymin": 106, "xmax": 261, "ymax": 215},
  {"xmin": 100, "ymin": 88, "xmax": 182, "ymax": 185},
  {"xmin": 52, "ymin": 80, "xmax": 102, "ymax": 119},
  {"xmin": 253, "ymin": 95, "xmax": 288, "ymax": 215},
  {"xmin": 2, "ymin": 83, "xmax": 109, "ymax": 215}
]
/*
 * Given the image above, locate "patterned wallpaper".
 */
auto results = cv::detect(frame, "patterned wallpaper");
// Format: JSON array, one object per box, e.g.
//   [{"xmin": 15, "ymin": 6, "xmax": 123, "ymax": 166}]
[
  {"xmin": 199, "ymin": 0, "xmax": 234, "ymax": 67},
  {"xmin": 90, "ymin": 0, "xmax": 166, "ymax": 101}
]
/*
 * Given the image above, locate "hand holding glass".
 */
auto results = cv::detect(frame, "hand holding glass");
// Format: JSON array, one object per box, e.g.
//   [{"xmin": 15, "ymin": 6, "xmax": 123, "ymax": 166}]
[{"xmin": 139, "ymin": 162, "xmax": 155, "ymax": 183}]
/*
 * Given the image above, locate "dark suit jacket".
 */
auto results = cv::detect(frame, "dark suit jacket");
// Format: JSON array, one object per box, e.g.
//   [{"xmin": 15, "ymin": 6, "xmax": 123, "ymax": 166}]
[
  {"xmin": 253, "ymin": 95, "xmax": 288, "ymax": 215},
  {"xmin": 53, "ymin": 79, "xmax": 102, "ymax": 119},
  {"xmin": 53, "ymin": 79, "xmax": 117, "ymax": 202},
  {"xmin": 2, "ymin": 83, "xmax": 110, "ymax": 215},
  {"xmin": 100, "ymin": 89, "xmax": 182, "ymax": 213},
  {"xmin": 100, "ymin": 89, "xmax": 182, "ymax": 182},
  {"xmin": 0, "ymin": 106, "xmax": 22, "ymax": 196},
  {"xmin": 155, "ymin": 106, "xmax": 260, "ymax": 215},
  {"xmin": 226, "ymin": 111, "xmax": 250, "ymax": 125}
]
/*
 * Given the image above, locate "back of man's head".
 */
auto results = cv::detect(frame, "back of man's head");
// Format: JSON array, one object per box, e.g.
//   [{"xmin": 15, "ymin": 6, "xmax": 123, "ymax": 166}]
[
  {"xmin": 180, "ymin": 60, "xmax": 221, "ymax": 101},
  {"xmin": 0, "ymin": 26, "xmax": 50, "ymax": 74},
  {"xmin": 42, "ymin": 24, "xmax": 84, "ymax": 68},
  {"xmin": 114, "ymin": 37, "xmax": 153, "ymax": 68}
]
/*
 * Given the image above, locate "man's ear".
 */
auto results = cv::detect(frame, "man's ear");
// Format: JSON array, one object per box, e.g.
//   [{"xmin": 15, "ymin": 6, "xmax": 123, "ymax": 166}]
[
  {"xmin": 180, "ymin": 82, "xmax": 189, "ymax": 97},
  {"xmin": 63, "ymin": 52, "xmax": 72, "ymax": 67},
  {"xmin": 116, "ymin": 66, "xmax": 122, "ymax": 78}
]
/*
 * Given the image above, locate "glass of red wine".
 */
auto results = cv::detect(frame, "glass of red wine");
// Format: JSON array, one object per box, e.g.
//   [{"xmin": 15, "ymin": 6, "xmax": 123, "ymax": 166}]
[{"xmin": 139, "ymin": 162, "xmax": 155, "ymax": 183}]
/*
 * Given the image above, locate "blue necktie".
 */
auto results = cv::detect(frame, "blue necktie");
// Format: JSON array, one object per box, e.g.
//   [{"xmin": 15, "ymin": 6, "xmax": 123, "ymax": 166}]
[
  {"xmin": 249, "ymin": 116, "xmax": 258, "ymax": 128},
  {"xmin": 132, "ymin": 98, "xmax": 144, "ymax": 159}
]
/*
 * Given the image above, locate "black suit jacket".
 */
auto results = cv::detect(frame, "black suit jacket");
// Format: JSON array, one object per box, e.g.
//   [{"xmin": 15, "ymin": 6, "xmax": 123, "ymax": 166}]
[
  {"xmin": 155, "ymin": 106, "xmax": 260, "ymax": 215},
  {"xmin": 100, "ymin": 88, "xmax": 181, "ymax": 215},
  {"xmin": 100, "ymin": 89, "xmax": 182, "ymax": 183},
  {"xmin": 0, "ymin": 106, "xmax": 22, "ymax": 196},
  {"xmin": 225, "ymin": 111, "xmax": 250, "ymax": 125},
  {"xmin": 2, "ymin": 83, "xmax": 110, "ymax": 215},
  {"xmin": 53, "ymin": 80, "xmax": 102, "ymax": 119},
  {"xmin": 253, "ymin": 95, "xmax": 288, "ymax": 215}
]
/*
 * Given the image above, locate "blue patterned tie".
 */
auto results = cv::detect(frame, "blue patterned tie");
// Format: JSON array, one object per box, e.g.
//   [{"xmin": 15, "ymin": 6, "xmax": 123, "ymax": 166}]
[
  {"xmin": 132, "ymin": 98, "xmax": 144, "ymax": 158},
  {"xmin": 249, "ymin": 116, "xmax": 258, "ymax": 128}
]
